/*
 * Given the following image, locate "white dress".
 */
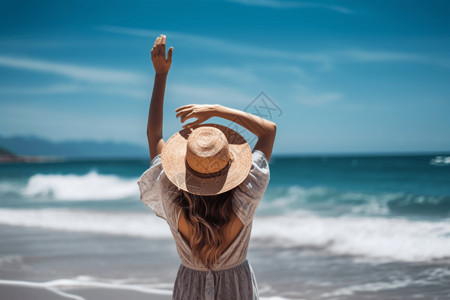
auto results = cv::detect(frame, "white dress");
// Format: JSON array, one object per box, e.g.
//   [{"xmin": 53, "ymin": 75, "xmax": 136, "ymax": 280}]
[{"xmin": 137, "ymin": 150, "xmax": 270, "ymax": 300}]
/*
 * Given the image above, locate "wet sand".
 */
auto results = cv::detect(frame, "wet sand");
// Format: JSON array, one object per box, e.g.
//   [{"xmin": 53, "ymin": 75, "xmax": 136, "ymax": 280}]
[
  {"xmin": 0, "ymin": 282, "xmax": 172, "ymax": 300},
  {"xmin": 1, "ymin": 224, "xmax": 449, "ymax": 300}
]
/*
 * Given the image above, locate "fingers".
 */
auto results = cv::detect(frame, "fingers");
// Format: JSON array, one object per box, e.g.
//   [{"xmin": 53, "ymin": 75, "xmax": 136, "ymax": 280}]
[
  {"xmin": 183, "ymin": 118, "xmax": 205, "ymax": 129},
  {"xmin": 151, "ymin": 36, "xmax": 161, "ymax": 58},
  {"xmin": 167, "ymin": 47, "xmax": 173, "ymax": 64},
  {"xmin": 175, "ymin": 104, "xmax": 197, "ymax": 119},
  {"xmin": 180, "ymin": 112, "xmax": 195, "ymax": 123},
  {"xmin": 161, "ymin": 35, "xmax": 166, "ymax": 57},
  {"xmin": 156, "ymin": 35, "xmax": 163, "ymax": 56},
  {"xmin": 151, "ymin": 38, "xmax": 157, "ymax": 58},
  {"xmin": 175, "ymin": 108, "xmax": 193, "ymax": 119},
  {"xmin": 152, "ymin": 34, "xmax": 173, "ymax": 64},
  {"xmin": 152, "ymin": 34, "xmax": 165, "ymax": 57},
  {"xmin": 156, "ymin": 36, "xmax": 162, "ymax": 50},
  {"xmin": 175, "ymin": 105, "xmax": 194, "ymax": 112}
]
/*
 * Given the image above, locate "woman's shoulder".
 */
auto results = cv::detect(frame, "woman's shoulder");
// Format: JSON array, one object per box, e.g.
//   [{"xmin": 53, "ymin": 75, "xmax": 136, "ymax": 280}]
[
  {"xmin": 137, "ymin": 154, "xmax": 181, "ymax": 221},
  {"xmin": 232, "ymin": 150, "xmax": 270, "ymax": 225},
  {"xmin": 237, "ymin": 150, "xmax": 270, "ymax": 192},
  {"xmin": 251, "ymin": 149, "xmax": 270, "ymax": 172}
]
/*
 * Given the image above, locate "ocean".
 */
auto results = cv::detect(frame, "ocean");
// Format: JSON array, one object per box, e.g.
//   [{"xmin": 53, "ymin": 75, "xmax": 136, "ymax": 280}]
[{"xmin": 0, "ymin": 154, "xmax": 450, "ymax": 299}]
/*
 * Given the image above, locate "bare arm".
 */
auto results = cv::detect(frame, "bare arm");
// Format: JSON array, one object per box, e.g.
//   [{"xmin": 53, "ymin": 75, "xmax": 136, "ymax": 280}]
[
  {"xmin": 147, "ymin": 35, "xmax": 173, "ymax": 161},
  {"xmin": 175, "ymin": 104, "xmax": 276, "ymax": 161}
]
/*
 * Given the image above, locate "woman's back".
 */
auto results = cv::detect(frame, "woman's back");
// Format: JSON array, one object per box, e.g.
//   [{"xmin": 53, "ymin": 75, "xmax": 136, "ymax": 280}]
[
  {"xmin": 142, "ymin": 34, "xmax": 276, "ymax": 299},
  {"xmin": 178, "ymin": 210, "xmax": 244, "ymax": 259},
  {"xmin": 138, "ymin": 150, "xmax": 270, "ymax": 299},
  {"xmin": 138, "ymin": 149, "xmax": 270, "ymax": 271}
]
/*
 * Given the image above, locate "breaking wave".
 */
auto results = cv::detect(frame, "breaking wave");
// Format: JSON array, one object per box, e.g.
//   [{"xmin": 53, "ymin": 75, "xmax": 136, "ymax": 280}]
[
  {"xmin": 0, "ymin": 208, "xmax": 449, "ymax": 263},
  {"xmin": 21, "ymin": 171, "xmax": 139, "ymax": 201}
]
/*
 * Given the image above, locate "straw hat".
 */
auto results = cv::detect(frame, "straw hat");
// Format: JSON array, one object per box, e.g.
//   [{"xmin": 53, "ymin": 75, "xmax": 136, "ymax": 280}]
[{"xmin": 161, "ymin": 123, "xmax": 252, "ymax": 195}]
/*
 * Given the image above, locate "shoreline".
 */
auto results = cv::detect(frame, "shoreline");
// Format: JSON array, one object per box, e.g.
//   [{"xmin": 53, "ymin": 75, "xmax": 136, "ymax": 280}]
[
  {"xmin": 1, "ymin": 223, "xmax": 449, "ymax": 300},
  {"xmin": 0, "ymin": 279, "xmax": 172, "ymax": 300},
  {"xmin": 0, "ymin": 154, "xmax": 64, "ymax": 164},
  {"xmin": 0, "ymin": 280, "xmax": 296, "ymax": 300}
]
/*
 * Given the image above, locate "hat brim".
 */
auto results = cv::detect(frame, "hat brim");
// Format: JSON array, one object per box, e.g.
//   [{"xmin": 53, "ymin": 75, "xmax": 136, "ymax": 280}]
[{"xmin": 161, "ymin": 123, "xmax": 252, "ymax": 195}]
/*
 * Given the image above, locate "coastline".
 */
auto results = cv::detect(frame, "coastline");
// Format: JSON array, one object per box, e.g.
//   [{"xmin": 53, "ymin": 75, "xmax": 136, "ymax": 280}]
[
  {"xmin": 0, "ymin": 154, "xmax": 63, "ymax": 164},
  {"xmin": 0, "ymin": 279, "xmax": 300, "ymax": 300},
  {"xmin": 0, "ymin": 279, "xmax": 172, "ymax": 300},
  {"xmin": 1, "ymin": 223, "xmax": 449, "ymax": 300}
]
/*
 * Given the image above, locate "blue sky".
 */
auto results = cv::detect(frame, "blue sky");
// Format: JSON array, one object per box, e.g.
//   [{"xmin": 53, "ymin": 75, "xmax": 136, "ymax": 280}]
[{"xmin": 0, "ymin": 0, "xmax": 449, "ymax": 154}]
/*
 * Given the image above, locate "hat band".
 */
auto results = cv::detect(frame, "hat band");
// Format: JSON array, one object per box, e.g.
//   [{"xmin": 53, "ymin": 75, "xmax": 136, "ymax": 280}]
[{"xmin": 185, "ymin": 159, "xmax": 232, "ymax": 178}]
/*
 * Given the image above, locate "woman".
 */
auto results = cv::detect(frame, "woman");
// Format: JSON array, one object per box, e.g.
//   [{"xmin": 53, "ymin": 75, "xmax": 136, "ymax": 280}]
[{"xmin": 138, "ymin": 34, "xmax": 276, "ymax": 300}]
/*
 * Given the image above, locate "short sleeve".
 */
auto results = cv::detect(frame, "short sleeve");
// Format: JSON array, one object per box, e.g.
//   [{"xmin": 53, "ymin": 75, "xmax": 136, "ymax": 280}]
[
  {"xmin": 233, "ymin": 150, "xmax": 270, "ymax": 225},
  {"xmin": 137, "ymin": 154, "xmax": 180, "ymax": 220}
]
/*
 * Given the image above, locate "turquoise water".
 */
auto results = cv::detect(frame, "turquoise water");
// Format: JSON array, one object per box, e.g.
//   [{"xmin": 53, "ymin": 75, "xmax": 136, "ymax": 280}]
[
  {"xmin": 1, "ymin": 154, "xmax": 449, "ymax": 218},
  {"xmin": 1, "ymin": 154, "xmax": 450, "ymax": 299}
]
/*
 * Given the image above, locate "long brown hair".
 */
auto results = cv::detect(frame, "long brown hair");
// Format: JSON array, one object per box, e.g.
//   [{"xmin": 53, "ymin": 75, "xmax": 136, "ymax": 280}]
[{"xmin": 173, "ymin": 189, "xmax": 234, "ymax": 268}]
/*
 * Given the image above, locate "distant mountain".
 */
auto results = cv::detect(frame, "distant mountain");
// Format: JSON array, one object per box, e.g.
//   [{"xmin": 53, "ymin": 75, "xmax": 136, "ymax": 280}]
[
  {"xmin": 0, "ymin": 136, "xmax": 148, "ymax": 159},
  {"xmin": 0, "ymin": 146, "xmax": 15, "ymax": 156},
  {"xmin": 0, "ymin": 145, "xmax": 50, "ymax": 163}
]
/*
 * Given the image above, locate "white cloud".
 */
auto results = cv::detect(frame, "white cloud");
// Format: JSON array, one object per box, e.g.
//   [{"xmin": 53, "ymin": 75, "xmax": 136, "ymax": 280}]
[
  {"xmin": 0, "ymin": 83, "xmax": 148, "ymax": 99},
  {"xmin": 97, "ymin": 25, "xmax": 331, "ymax": 65},
  {"xmin": 198, "ymin": 66, "xmax": 259, "ymax": 84},
  {"xmin": 342, "ymin": 49, "xmax": 450, "ymax": 68},
  {"xmin": 343, "ymin": 50, "xmax": 423, "ymax": 62},
  {"xmin": 226, "ymin": 0, "xmax": 353, "ymax": 14},
  {"xmin": 293, "ymin": 85, "xmax": 343, "ymax": 106},
  {"xmin": 0, "ymin": 84, "xmax": 83, "ymax": 95},
  {"xmin": 0, "ymin": 55, "xmax": 145, "ymax": 84},
  {"xmin": 195, "ymin": 63, "xmax": 310, "ymax": 85},
  {"xmin": 0, "ymin": 55, "xmax": 150, "ymax": 99},
  {"xmin": 98, "ymin": 26, "xmax": 450, "ymax": 69},
  {"xmin": 168, "ymin": 83, "xmax": 255, "ymax": 106},
  {"xmin": 96, "ymin": 25, "xmax": 226, "ymax": 48},
  {"xmin": 299, "ymin": 92, "xmax": 343, "ymax": 105}
]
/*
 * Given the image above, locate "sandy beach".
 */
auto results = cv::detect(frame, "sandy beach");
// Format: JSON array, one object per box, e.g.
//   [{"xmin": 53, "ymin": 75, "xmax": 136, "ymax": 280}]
[{"xmin": 0, "ymin": 281, "xmax": 172, "ymax": 300}]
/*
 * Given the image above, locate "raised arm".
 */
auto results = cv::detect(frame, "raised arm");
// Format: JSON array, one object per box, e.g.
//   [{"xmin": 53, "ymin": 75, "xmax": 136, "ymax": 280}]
[
  {"xmin": 147, "ymin": 34, "xmax": 173, "ymax": 161},
  {"xmin": 175, "ymin": 104, "xmax": 276, "ymax": 161}
]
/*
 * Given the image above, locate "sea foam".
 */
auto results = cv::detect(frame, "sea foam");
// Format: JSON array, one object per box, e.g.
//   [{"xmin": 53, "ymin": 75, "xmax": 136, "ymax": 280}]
[
  {"xmin": 22, "ymin": 171, "xmax": 139, "ymax": 200},
  {"xmin": 0, "ymin": 209, "xmax": 169, "ymax": 238},
  {"xmin": 262, "ymin": 185, "xmax": 449, "ymax": 218},
  {"xmin": 0, "ymin": 277, "xmax": 289, "ymax": 300},
  {"xmin": 3, "ymin": 172, "xmax": 447, "ymax": 219},
  {"xmin": 430, "ymin": 156, "xmax": 450, "ymax": 166},
  {"xmin": 252, "ymin": 215, "xmax": 450, "ymax": 262},
  {"xmin": 0, "ymin": 208, "xmax": 449, "ymax": 263}
]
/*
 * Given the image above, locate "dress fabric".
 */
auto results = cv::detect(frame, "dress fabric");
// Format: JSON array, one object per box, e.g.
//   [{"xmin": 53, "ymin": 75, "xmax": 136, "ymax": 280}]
[{"xmin": 137, "ymin": 150, "xmax": 270, "ymax": 300}]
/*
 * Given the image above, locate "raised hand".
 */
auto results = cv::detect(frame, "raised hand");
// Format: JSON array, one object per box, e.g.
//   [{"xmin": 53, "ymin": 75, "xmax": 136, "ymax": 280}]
[
  {"xmin": 177, "ymin": 104, "xmax": 276, "ymax": 161},
  {"xmin": 151, "ymin": 34, "xmax": 173, "ymax": 75},
  {"xmin": 175, "ymin": 104, "xmax": 218, "ymax": 128}
]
